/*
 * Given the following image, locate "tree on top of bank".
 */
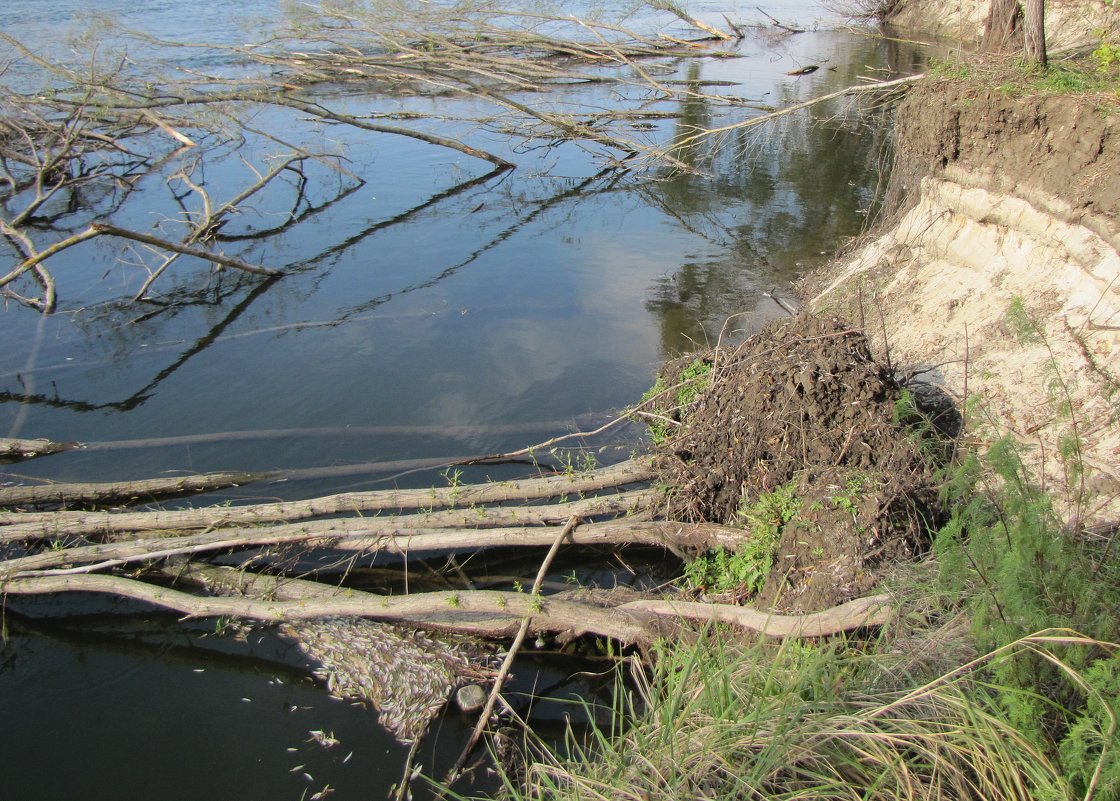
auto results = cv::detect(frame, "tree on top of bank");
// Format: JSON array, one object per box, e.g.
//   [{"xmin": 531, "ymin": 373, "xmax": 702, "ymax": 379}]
[{"xmin": 984, "ymin": 0, "xmax": 1048, "ymax": 66}]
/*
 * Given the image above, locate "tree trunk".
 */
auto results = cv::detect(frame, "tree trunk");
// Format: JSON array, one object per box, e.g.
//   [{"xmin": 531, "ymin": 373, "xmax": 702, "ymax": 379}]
[
  {"xmin": 982, "ymin": 0, "xmax": 1022, "ymax": 52},
  {"xmin": 1023, "ymin": 0, "xmax": 1048, "ymax": 66}
]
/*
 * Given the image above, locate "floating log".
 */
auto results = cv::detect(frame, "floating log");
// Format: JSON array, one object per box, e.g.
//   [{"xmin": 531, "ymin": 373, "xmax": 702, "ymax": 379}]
[
  {"xmin": 0, "ymin": 437, "xmax": 79, "ymax": 461},
  {"xmin": 0, "ymin": 458, "xmax": 656, "ymax": 537},
  {"xmin": 0, "ymin": 518, "xmax": 747, "ymax": 579},
  {"xmin": 0, "ymin": 470, "xmax": 277, "ymax": 508}
]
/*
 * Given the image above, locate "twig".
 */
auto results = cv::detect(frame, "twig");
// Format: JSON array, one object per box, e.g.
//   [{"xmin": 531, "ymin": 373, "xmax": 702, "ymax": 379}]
[
  {"xmin": 445, "ymin": 514, "xmax": 580, "ymax": 785},
  {"xmin": 756, "ymin": 7, "xmax": 805, "ymax": 34},
  {"xmin": 654, "ymin": 73, "xmax": 925, "ymax": 157}
]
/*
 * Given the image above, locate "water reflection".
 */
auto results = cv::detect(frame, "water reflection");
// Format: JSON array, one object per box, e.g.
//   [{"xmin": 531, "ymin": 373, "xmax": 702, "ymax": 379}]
[
  {"xmin": 643, "ymin": 34, "xmax": 916, "ymax": 353},
  {"xmin": 0, "ymin": 4, "xmax": 934, "ymax": 800}
]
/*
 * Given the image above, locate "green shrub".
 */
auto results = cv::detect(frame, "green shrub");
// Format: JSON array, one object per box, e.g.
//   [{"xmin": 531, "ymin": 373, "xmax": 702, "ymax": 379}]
[{"xmin": 934, "ymin": 437, "xmax": 1120, "ymax": 797}]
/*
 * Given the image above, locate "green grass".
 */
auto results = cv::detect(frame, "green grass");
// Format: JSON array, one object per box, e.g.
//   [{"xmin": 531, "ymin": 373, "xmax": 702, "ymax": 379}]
[
  {"xmin": 637, "ymin": 357, "xmax": 713, "ymax": 445},
  {"xmin": 472, "ymin": 627, "xmax": 1115, "ymax": 801},
  {"xmin": 929, "ymin": 54, "xmax": 1120, "ymax": 100}
]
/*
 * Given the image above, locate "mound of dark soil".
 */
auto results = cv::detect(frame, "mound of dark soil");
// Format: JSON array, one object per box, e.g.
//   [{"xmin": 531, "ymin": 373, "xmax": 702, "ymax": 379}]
[{"xmin": 646, "ymin": 315, "xmax": 945, "ymax": 612}]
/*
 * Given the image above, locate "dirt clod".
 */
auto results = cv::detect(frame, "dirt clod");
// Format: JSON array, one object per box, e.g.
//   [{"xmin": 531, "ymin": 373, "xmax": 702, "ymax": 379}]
[{"xmin": 646, "ymin": 315, "xmax": 944, "ymax": 612}]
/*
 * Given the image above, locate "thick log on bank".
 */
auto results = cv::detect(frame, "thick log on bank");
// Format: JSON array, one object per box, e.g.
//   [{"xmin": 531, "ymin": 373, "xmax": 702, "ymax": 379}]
[
  {"xmin": 0, "ymin": 470, "xmax": 277, "ymax": 508},
  {"xmin": 0, "ymin": 573, "xmax": 893, "ymax": 645}
]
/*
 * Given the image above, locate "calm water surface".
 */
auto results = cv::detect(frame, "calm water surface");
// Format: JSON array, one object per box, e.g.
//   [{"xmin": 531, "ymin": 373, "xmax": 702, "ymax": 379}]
[{"xmin": 0, "ymin": 1, "xmax": 928, "ymax": 798}]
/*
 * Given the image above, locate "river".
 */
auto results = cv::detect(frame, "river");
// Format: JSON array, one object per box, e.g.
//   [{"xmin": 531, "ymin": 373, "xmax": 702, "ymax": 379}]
[{"xmin": 0, "ymin": 2, "xmax": 928, "ymax": 798}]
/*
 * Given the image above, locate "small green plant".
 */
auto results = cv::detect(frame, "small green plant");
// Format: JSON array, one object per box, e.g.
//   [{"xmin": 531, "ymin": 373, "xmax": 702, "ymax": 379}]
[
  {"xmin": 1005, "ymin": 295, "xmax": 1040, "ymax": 345},
  {"xmin": 441, "ymin": 466, "xmax": 464, "ymax": 505},
  {"xmin": 929, "ymin": 57, "xmax": 973, "ymax": 80},
  {"xmin": 637, "ymin": 357, "xmax": 712, "ymax": 445},
  {"xmin": 675, "ymin": 358, "xmax": 712, "ymax": 408},
  {"xmin": 829, "ymin": 475, "xmax": 867, "ymax": 517},
  {"xmin": 684, "ymin": 480, "xmax": 801, "ymax": 596},
  {"xmin": 1092, "ymin": 40, "xmax": 1120, "ymax": 72}
]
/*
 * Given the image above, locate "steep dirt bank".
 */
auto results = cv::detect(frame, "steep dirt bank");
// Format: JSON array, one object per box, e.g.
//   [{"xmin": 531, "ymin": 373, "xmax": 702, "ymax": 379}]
[{"xmin": 807, "ymin": 77, "xmax": 1120, "ymax": 524}]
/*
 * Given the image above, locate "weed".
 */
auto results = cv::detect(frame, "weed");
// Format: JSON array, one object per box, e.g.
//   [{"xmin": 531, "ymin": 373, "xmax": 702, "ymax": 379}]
[
  {"xmin": 442, "ymin": 467, "xmax": 464, "ymax": 505},
  {"xmin": 829, "ymin": 474, "xmax": 868, "ymax": 517},
  {"xmin": 1005, "ymin": 295, "xmax": 1040, "ymax": 345},
  {"xmin": 636, "ymin": 357, "xmax": 712, "ymax": 445},
  {"xmin": 683, "ymin": 480, "xmax": 801, "ymax": 596},
  {"xmin": 934, "ymin": 438, "xmax": 1120, "ymax": 796},
  {"xmin": 489, "ymin": 629, "xmax": 1097, "ymax": 801}
]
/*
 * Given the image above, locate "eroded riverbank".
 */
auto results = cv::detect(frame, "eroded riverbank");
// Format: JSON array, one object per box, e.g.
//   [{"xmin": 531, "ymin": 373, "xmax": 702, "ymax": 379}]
[{"xmin": 806, "ymin": 68, "xmax": 1120, "ymax": 524}]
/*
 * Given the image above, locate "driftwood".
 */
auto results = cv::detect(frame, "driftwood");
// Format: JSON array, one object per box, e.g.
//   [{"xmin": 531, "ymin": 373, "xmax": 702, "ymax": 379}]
[
  {"xmin": 0, "ymin": 458, "xmax": 656, "ymax": 536},
  {"xmin": 0, "ymin": 573, "xmax": 893, "ymax": 645},
  {"xmin": 1, "ymin": 444, "xmax": 894, "ymax": 657},
  {"xmin": 0, "ymin": 437, "xmax": 78, "ymax": 461},
  {"xmin": 0, "ymin": 488, "xmax": 658, "ymax": 545},
  {"xmin": 0, "ymin": 469, "xmax": 277, "ymax": 508},
  {"xmin": 0, "ymin": 518, "xmax": 750, "ymax": 578}
]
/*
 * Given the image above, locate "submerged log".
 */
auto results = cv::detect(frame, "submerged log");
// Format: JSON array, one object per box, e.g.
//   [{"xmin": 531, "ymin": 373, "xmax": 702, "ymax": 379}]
[
  {"xmin": 0, "ymin": 470, "xmax": 277, "ymax": 508},
  {"xmin": 0, "ymin": 437, "xmax": 79, "ymax": 461}
]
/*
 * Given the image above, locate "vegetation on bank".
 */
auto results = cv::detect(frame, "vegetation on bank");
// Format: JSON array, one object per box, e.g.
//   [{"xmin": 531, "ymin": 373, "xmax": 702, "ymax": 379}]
[{"xmin": 927, "ymin": 53, "xmax": 1120, "ymax": 100}]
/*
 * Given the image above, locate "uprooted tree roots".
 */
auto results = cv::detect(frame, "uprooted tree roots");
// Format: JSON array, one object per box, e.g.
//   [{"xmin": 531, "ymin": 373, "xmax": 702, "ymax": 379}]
[{"xmin": 641, "ymin": 314, "xmax": 949, "ymax": 612}]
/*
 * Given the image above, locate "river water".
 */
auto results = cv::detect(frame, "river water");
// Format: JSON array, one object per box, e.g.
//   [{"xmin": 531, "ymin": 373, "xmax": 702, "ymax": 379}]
[{"xmin": 0, "ymin": 2, "xmax": 928, "ymax": 798}]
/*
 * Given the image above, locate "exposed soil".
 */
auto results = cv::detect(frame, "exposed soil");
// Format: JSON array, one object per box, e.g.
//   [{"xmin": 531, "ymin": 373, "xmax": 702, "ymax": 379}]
[
  {"xmin": 803, "ymin": 73, "xmax": 1120, "ymax": 526},
  {"xmin": 892, "ymin": 75, "xmax": 1120, "ymax": 245},
  {"xmin": 644, "ymin": 315, "xmax": 945, "ymax": 613}
]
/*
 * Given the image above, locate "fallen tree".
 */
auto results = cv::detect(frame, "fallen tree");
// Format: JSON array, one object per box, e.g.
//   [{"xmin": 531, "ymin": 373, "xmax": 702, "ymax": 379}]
[
  {"xmin": 0, "ymin": 569, "xmax": 893, "ymax": 645},
  {"xmin": 0, "ymin": 448, "xmax": 895, "ymax": 643}
]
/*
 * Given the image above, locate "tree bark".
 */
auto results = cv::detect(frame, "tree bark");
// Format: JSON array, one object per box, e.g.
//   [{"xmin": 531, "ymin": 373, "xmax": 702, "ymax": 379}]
[
  {"xmin": 0, "ymin": 458, "xmax": 656, "ymax": 536},
  {"xmin": 1023, "ymin": 0, "xmax": 1047, "ymax": 66},
  {"xmin": 0, "ymin": 470, "xmax": 275, "ymax": 508},
  {"xmin": 0, "ymin": 572, "xmax": 893, "ymax": 645},
  {"xmin": 0, "ymin": 488, "xmax": 658, "ymax": 543},
  {"xmin": 982, "ymin": 0, "xmax": 1022, "ymax": 52},
  {"xmin": 0, "ymin": 519, "xmax": 746, "ymax": 578}
]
